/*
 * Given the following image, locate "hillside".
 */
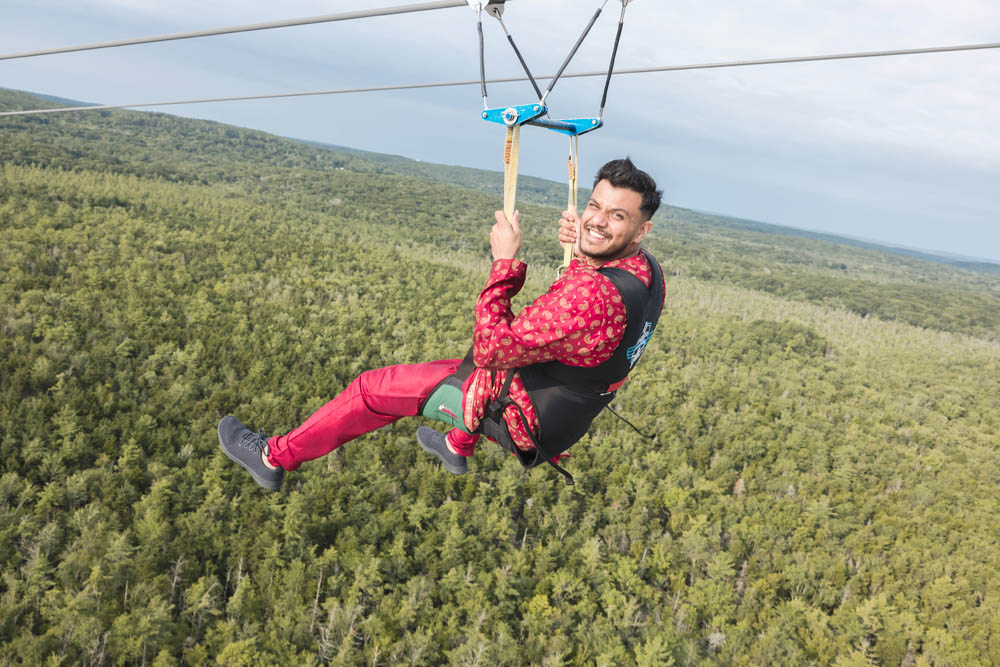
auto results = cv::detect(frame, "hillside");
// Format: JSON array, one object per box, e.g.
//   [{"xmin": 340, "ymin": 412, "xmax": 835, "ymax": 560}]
[
  {"xmin": 303, "ymin": 145, "xmax": 1000, "ymax": 342},
  {"xmin": 2, "ymin": 88, "xmax": 1000, "ymax": 665},
  {"xmin": 308, "ymin": 141, "xmax": 1000, "ymax": 276},
  {"xmin": 6, "ymin": 87, "xmax": 1000, "ymax": 341}
]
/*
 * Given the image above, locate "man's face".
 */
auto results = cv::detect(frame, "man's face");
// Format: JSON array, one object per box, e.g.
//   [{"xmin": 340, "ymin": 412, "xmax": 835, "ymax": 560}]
[{"xmin": 578, "ymin": 179, "xmax": 652, "ymax": 261}]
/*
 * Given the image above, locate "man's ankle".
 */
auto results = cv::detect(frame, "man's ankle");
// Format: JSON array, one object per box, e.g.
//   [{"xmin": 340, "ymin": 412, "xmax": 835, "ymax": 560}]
[
  {"xmin": 261, "ymin": 450, "xmax": 279, "ymax": 470},
  {"xmin": 444, "ymin": 433, "xmax": 463, "ymax": 457}
]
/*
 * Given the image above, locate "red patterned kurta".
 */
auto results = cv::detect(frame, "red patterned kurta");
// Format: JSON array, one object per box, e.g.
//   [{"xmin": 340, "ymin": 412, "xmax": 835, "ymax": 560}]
[{"xmin": 462, "ymin": 252, "xmax": 661, "ymax": 453}]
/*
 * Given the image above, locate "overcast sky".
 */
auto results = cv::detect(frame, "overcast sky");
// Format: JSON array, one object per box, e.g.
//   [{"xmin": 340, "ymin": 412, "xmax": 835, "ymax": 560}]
[{"xmin": 3, "ymin": 0, "xmax": 999, "ymax": 262}]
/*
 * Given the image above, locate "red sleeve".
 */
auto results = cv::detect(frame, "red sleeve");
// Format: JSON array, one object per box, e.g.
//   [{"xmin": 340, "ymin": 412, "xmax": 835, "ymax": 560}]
[{"xmin": 473, "ymin": 259, "xmax": 627, "ymax": 370}]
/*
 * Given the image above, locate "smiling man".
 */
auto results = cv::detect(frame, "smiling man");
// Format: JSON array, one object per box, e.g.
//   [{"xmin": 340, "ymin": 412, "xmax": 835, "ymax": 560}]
[{"xmin": 218, "ymin": 158, "xmax": 664, "ymax": 490}]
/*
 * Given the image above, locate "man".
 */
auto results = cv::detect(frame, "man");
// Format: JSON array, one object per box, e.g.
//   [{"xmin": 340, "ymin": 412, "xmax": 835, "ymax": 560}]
[{"xmin": 219, "ymin": 157, "xmax": 664, "ymax": 490}]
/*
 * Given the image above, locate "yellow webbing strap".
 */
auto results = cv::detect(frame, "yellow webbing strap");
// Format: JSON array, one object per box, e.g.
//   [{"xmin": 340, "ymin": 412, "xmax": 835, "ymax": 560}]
[
  {"xmin": 559, "ymin": 134, "xmax": 580, "ymax": 273},
  {"xmin": 503, "ymin": 124, "xmax": 520, "ymax": 226}
]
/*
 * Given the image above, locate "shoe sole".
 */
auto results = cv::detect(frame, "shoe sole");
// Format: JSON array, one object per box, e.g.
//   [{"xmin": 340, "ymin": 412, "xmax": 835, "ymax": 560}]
[
  {"xmin": 218, "ymin": 424, "xmax": 283, "ymax": 491},
  {"xmin": 418, "ymin": 438, "xmax": 468, "ymax": 475}
]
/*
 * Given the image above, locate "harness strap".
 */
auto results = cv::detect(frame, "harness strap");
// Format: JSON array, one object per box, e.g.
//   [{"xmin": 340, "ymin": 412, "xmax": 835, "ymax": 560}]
[
  {"xmin": 488, "ymin": 370, "xmax": 575, "ymax": 486},
  {"xmin": 456, "ymin": 347, "xmax": 476, "ymax": 379},
  {"xmin": 510, "ymin": 402, "xmax": 576, "ymax": 486},
  {"xmin": 484, "ymin": 367, "xmax": 516, "ymax": 423},
  {"xmin": 606, "ymin": 403, "xmax": 656, "ymax": 440}
]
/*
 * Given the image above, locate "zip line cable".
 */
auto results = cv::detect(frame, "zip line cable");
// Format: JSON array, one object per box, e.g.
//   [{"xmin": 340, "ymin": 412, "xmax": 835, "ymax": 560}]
[
  {"xmin": 2, "ymin": 41, "xmax": 998, "ymax": 118},
  {"xmin": 0, "ymin": 0, "xmax": 468, "ymax": 62}
]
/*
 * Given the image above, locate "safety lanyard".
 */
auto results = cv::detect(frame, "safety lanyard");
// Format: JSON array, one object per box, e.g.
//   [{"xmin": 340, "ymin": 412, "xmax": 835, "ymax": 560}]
[
  {"xmin": 561, "ymin": 134, "xmax": 579, "ymax": 273},
  {"xmin": 473, "ymin": 0, "xmax": 631, "ymax": 264}
]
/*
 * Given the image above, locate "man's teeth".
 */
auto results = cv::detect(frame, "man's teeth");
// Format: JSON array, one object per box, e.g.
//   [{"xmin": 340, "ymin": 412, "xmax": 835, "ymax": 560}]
[{"xmin": 586, "ymin": 228, "xmax": 610, "ymax": 241}]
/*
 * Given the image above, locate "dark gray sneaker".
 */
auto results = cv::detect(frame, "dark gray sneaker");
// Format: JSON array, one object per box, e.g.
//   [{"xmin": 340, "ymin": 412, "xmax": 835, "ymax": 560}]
[
  {"xmin": 417, "ymin": 426, "xmax": 468, "ymax": 475},
  {"xmin": 218, "ymin": 416, "xmax": 284, "ymax": 491}
]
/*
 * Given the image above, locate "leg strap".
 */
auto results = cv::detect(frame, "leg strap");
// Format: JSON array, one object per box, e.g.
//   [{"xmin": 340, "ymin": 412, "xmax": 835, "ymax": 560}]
[
  {"xmin": 420, "ymin": 349, "xmax": 575, "ymax": 486},
  {"xmin": 484, "ymin": 370, "xmax": 576, "ymax": 486}
]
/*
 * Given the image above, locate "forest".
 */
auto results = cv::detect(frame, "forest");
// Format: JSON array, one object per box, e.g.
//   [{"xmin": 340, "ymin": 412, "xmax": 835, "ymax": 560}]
[{"xmin": 2, "ymin": 86, "xmax": 1000, "ymax": 665}]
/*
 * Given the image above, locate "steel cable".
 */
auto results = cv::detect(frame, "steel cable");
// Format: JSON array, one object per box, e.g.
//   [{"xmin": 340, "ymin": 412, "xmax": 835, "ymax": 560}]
[
  {"xmin": 0, "ymin": 1, "xmax": 468, "ymax": 61},
  {"xmin": 2, "ymin": 42, "xmax": 997, "ymax": 118}
]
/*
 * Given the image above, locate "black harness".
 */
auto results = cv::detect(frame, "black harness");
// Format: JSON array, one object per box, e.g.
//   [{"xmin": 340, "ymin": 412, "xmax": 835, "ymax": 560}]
[{"xmin": 426, "ymin": 250, "xmax": 664, "ymax": 485}]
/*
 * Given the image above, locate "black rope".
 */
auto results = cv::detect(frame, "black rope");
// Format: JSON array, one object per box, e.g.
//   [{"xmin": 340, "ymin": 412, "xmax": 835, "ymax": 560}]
[
  {"xmin": 541, "ymin": 3, "xmax": 605, "ymax": 105},
  {"xmin": 507, "ymin": 35, "xmax": 544, "ymax": 100},
  {"xmin": 599, "ymin": 4, "xmax": 627, "ymax": 117},
  {"xmin": 490, "ymin": 11, "xmax": 544, "ymax": 102},
  {"xmin": 477, "ymin": 12, "xmax": 488, "ymax": 105},
  {"xmin": 606, "ymin": 404, "xmax": 656, "ymax": 440}
]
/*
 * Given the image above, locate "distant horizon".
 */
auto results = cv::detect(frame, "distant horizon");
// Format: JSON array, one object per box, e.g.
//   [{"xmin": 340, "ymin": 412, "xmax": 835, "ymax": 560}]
[
  {"xmin": 683, "ymin": 206, "xmax": 1000, "ymax": 268},
  {"xmin": 3, "ymin": 0, "xmax": 997, "ymax": 266},
  {"xmin": 5, "ymin": 82, "xmax": 1000, "ymax": 270},
  {"xmin": 285, "ymin": 128, "xmax": 1000, "ymax": 269}
]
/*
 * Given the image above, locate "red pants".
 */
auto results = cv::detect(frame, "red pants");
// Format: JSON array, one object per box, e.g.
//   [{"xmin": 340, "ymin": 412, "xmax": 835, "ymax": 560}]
[{"xmin": 267, "ymin": 359, "xmax": 480, "ymax": 471}]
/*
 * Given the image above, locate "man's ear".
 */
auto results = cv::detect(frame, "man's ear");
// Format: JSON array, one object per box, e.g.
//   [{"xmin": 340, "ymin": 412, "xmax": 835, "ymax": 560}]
[{"xmin": 633, "ymin": 219, "xmax": 653, "ymax": 244}]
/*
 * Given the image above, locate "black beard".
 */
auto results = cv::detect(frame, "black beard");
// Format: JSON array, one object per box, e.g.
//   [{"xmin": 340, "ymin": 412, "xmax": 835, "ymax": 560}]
[
  {"xmin": 582, "ymin": 247, "xmax": 624, "ymax": 260},
  {"xmin": 581, "ymin": 237, "xmax": 634, "ymax": 260}
]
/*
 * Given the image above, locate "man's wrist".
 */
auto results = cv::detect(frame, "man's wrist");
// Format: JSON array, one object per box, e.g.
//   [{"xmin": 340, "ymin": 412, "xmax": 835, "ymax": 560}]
[{"xmin": 491, "ymin": 257, "xmax": 526, "ymax": 272}]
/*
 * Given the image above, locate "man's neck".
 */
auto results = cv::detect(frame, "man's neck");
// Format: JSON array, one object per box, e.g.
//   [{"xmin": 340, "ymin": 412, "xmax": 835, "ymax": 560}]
[{"xmin": 583, "ymin": 245, "xmax": 642, "ymax": 269}]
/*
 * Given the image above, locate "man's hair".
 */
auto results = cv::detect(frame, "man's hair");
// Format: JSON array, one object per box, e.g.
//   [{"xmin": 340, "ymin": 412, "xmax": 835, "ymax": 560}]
[{"xmin": 594, "ymin": 157, "xmax": 662, "ymax": 221}]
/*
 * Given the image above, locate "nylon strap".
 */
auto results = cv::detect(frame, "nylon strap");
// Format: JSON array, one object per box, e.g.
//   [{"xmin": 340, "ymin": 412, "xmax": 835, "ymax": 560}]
[
  {"xmin": 560, "ymin": 134, "xmax": 579, "ymax": 273},
  {"xmin": 503, "ymin": 124, "xmax": 520, "ymax": 224}
]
